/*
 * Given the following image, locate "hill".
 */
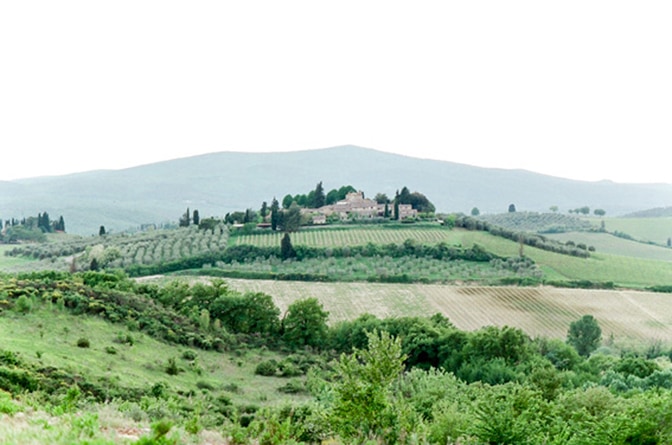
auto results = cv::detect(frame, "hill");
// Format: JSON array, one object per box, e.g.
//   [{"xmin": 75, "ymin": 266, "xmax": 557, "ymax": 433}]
[{"xmin": 2, "ymin": 145, "xmax": 672, "ymax": 234}]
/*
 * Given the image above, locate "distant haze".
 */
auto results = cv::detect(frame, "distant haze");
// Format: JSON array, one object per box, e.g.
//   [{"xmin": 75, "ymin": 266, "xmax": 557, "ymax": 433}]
[{"xmin": 2, "ymin": 146, "xmax": 671, "ymax": 235}]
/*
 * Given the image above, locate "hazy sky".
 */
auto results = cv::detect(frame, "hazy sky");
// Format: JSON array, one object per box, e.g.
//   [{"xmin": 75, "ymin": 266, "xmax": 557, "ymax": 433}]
[{"xmin": 1, "ymin": 1, "xmax": 671, "ymax": 183}]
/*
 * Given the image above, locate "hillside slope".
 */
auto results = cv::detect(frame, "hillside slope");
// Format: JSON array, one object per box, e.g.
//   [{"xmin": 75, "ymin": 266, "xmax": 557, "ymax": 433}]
[{"xmin": 2, "ymin": 145, "xmax": 671, "ymax": 234}]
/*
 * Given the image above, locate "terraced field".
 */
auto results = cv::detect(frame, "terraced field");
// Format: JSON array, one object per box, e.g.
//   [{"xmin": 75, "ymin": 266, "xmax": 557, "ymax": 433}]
[{"xmin": 223, "ymin": 278, "xmax": 672, "ymax": 346}]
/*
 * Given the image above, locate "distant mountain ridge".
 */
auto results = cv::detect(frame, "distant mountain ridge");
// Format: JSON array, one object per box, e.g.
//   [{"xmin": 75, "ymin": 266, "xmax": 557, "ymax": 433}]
[{"xmin": 1, "ymin": 145, "xmax": 671, "ymax": 234}]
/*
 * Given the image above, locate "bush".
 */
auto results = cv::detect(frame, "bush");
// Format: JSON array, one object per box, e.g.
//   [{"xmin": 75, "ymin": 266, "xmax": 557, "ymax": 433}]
[
  {"xmin": 104, "ymin": 346, "xmax": 118, "ymax": 355},
  {"xmin": 255, "ymin": 360, "xmax": 278, "ymax": 377},
  {"xmin": 165, "ymin": 358, "xmax": 180, "ymax": 376},
  {"xmin": 181, "ymin": 350, "xmax": 197, "ymax": 361},
  {"xmin": 76, "ymin": 338, "xmax": 91, "ymax": 348},
  {"xmin": 14, "ymin": 295, "xmax": 32, "ymax": 314}
]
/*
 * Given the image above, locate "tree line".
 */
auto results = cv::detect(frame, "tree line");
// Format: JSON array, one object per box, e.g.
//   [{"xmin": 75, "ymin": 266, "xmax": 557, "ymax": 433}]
[{"xmin": 0, "ymin": 212, "xmax": 66, "ymax": 243}]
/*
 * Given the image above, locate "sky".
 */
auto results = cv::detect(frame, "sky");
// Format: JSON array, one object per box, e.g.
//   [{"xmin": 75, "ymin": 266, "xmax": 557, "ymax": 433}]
[{"xmin": 1, "ymin": 1, "xmax": 671, "ymax": 183}]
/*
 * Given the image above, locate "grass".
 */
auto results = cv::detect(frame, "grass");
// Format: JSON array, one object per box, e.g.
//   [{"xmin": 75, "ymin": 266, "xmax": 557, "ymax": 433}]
[
  {"xmin": 0, "ymin": 245, "xmax": 36, "ymax": 270},
  {"xmin": 0, "ymin": 308, "xmax": 309, "ymax": 409},
  {"xmin": 585, "ymin": 217, "xmax": 672, "ymax": 245},
  {"xmin": 545, "ymin": 232, "xmax": 672, "ymax": 261}
]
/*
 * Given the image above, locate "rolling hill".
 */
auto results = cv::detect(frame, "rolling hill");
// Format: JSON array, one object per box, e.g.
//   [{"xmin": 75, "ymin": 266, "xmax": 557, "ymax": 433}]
[{"xmin": 2, "ymin": 145, "xmax": 672, "ymax": 234}]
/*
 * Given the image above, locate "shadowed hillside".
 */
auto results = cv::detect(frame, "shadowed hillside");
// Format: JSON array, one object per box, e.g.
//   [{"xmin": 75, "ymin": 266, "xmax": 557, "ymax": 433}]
[{"xmin": 2, "ymin": 145, "xmax": 671, "ymax": 234}]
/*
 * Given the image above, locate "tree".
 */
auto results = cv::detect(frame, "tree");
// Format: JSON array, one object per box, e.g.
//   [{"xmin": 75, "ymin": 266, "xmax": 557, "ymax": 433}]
[
  {"xmin": 280, "ymin": 233, "xmax": 296, "ymax": 260},
  {"xmin": 549, "ymin": 205, "xmax": 559, "ymax": 213},
  {"xmin": 192, "ymin": 209, "xmax": 200, "ymax": 226},
  {"xmin": 508, "ymin": 204, "xmax": 516, "ymax": 213},
  {"xmin": 282, "ymin": 298, "xmax": 329, "ymax": 348},
  {"xmin": 667, "ymin": 237, "xmax": 671, "ymax": 248},
  {"xmin": 471, "ymin": 207, "xmax": 480, "ymax": 216},
  {"xmin": 329, "ymin": 330, "xmax": 407, "ymax": 443},
  {"xmin": 99, "ymin": 225, "xmax": 106, "ymax": 236},
  {"xmin": 270, "ymin": 198, "xmax": 280, "ymax": 231},
  {"xmin": 394, "ymin": 190, "xmax": 400, "ymax": 220},
  {"xmin": 282, "ymin": 202, "xmax": 302, "ymax": 232},
  {"xmin": 313, "ymin": 181, "xmax": 326, "ymax": 208},
  {"xmin": 282, "ymin": 194, "xmax": 294, "ymax": 209},
  {"xmin": 374, "ymin": 193, "xmax": 389, "ymax": 204},
  {"xmin": 567, "ymin": 315, "xmax": 602, "ymax": 357},
  {"xmin": 594, "ymin": 208, "xmax": 606, "ymax": 217},
  {"xmin": 260, "ymin": 201, "xmax": 268, "ymax": 219},
  {"xmin": 179, "ymin": 208, "xmax": 190, "ymax": 227}
]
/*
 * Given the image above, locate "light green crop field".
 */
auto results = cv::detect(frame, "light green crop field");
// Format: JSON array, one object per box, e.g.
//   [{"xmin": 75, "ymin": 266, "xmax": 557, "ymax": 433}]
[
  {"xmin": 222, "ymin": 278, "xmax": 672, "ymax": 347},
  {"xmin": 587, "ymin": 217, "xmax": 672, "ymax": 245},
  {"xmin": 545, "ymin": 232, "xmax": 672, "ymax": 262}
]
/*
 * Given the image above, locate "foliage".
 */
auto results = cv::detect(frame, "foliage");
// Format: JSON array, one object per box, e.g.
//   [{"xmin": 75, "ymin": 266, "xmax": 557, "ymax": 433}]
[
  {"xmin": 567, "ymin": 315, "xmax": 602, "ymax": 357},
  {"xmin": 281, "ymin": 298, "xmax": 329, "ymax": 349}
]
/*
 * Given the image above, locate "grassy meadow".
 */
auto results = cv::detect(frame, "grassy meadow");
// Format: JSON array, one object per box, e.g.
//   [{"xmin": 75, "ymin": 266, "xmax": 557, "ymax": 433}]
[{"xmin": 0, "ymin": 309, "xmax": 308, "ymax": 409}]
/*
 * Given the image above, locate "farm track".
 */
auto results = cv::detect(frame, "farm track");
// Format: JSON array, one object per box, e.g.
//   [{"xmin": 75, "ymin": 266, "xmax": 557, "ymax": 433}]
[{"xmin": 223, "ymin": 279, "xmax": 672, "ymax": 345}]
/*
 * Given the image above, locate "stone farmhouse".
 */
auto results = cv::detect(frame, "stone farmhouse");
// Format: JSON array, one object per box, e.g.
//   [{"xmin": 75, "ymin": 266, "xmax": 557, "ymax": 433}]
[{"xmin": 305, "ymin": 191, "xmax": 417, "ymax": 223}]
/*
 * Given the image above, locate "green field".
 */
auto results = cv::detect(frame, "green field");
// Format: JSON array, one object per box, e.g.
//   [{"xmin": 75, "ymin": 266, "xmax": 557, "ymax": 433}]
[
  {"xmin": 0, "ymin": 309, "xmax": 305, "ymax": 409},
  {"xmin": 587, "ymin": 217, "xmax": 672, "ymax": 245},
  {"xmin": 231, "ymin": 226, "xmax": 672, "ymax": 288},
  {"xmin": 0, "ymin": 244, "xmax": 35, "ymax": 270},
  {"xmin": 545, "ymin": 231, "xmax": 672, "ymax": 261}
]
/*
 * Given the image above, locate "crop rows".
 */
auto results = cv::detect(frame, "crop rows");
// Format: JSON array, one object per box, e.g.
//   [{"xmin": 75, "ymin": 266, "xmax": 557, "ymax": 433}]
[
  {"xmin": 4, "ymin": 225, "xmax": 229, "ymax": 272},
  {"xmin": 232, "ymin": 227, "xmax": 457, "ymax": 248},
  {"xmin": 207, "ymin": 255, "xmax": 542, "ymax": 284},
  {"xmin": 222, "ymin": 279, "xmax": 672, "ymax": 345}
]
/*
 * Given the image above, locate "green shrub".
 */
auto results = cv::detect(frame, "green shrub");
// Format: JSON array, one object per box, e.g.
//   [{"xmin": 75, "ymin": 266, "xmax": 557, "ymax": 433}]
[
  {"xmin": 181, "ymin": 350, "xmax": 197, "ymax": 361},
  {"xmin": 14, "ymin": 295, "xmax": 32, "ymax": 314},
  {"xmin": 165, "ymin": 358, "xmax": 180, "ymax": 376},
  {"xmin": 76, "ymin": 338, "xmax": 91, "ymax": 348},
  {"xmin": 196, "ymin": 381, "xmax": 215, "ymax": 391},
  {"xmin": 104, "ymin": 346, "xmax": 118, "ymax": 355},
  {"xmin": 254, "ymin": 360, "xmax": 278, "ymax": 377}
]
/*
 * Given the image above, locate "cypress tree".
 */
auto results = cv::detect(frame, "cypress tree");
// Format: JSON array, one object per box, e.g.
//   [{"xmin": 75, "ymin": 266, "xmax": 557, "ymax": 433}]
[{"xmin": 281, "ymin": 233, "xmax": 296, "ymax": 260}]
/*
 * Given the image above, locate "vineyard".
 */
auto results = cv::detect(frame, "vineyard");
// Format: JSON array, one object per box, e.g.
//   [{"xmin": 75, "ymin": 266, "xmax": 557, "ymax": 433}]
[
  {"xmin": 221, "ymin": 278, "xmax": 672, "ymax": 346},
  {"xmin": 230, "ymin": 225, "xmax": 458, "ymax": 248}
]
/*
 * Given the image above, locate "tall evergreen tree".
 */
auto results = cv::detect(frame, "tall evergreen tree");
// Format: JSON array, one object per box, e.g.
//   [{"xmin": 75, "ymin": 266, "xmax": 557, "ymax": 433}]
[
  {"xmin": 394, "ymin": 190, "xmax": 400, "ymax": 220},
  {"xmin": 192, "ymin": 209, "xmax": 200, "ymax": 226},
  {"xmin": 260, "ymin": 201, "xmax": 268, "ymax": 219},
  {"xmin": 179, "ymin": 208, "xmax": 190, "ymax": 227},
  {"xmin": 270, "ymin": 198, "xmax": 280, "ymax": 231},
  {"xmin": 313, "ymin": 181, "xmax": 326, "ymax": 208},
  {"xmin": 280, "ymin": 233, "xmax": 296, "ymax": 260}
]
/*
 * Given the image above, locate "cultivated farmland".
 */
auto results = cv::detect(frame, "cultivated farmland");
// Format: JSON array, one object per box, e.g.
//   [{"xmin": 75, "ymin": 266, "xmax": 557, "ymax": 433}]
[
  {"xmin": 230, "ymin": 225, "xmax": 458, "ymax": 248},
  {"xmin": 222, "ymin": 278, "xmax": 672, "ymax": 346}
]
